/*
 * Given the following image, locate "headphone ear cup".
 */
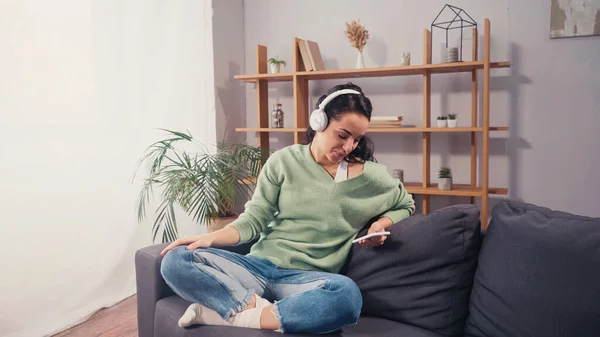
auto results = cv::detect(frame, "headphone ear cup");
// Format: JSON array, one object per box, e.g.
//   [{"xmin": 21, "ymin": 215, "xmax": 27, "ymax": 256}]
[{"xmin": 309, "ymin": 109, "xmax": 328, "ymax": 132}]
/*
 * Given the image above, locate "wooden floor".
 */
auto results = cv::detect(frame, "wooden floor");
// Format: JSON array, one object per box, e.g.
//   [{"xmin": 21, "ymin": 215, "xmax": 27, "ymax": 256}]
[{"xmin": 52, "ymin": 295, "xmax": 138, "ymax": 337}]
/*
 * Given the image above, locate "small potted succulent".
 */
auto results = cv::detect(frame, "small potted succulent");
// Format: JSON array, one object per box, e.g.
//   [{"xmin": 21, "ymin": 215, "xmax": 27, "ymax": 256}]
[
  {"xmin": 438, "ymin": 167, "xmax": 452, "ymax": 190},
  {"xmin": 447, "ymin": 113, "xmax": 458, "ymax": 128},
  {"xmin": 268, "ymin": 57, "xmax": 287, "ymax": 74},
  {"xmin": 437, "ymin": 115, "xmax": 447, "ymax": 127}
]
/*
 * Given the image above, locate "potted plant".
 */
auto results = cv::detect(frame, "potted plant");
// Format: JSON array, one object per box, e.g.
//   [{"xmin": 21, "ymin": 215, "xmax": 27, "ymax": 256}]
[
  {"xmin": 134, "ymin": 129, "xmax": 267, "ymax": 243},
  {"xmin": 438, "ymin": 167, "xmax": 452, "ymax": 190},
  {"xmin": 447, "ymin": 113, "xmax": 458, "ymax": 128},
  {"xmin": 268, "ymin": 57, "xmax": 287, "ymax": 74},
  {"xmin": 437, "ymin": 115, "xmax": 447, "ymax": 127}
]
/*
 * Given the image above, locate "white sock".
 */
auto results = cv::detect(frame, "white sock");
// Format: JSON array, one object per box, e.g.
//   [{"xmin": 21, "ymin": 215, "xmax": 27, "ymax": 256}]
[
  {"xmin": 254, "ymin": 294, "xmax": 272, "ymax": 310},
  {"xmin": 178, "ymin": 294, "xmax": 271, "ymax": 328},
  {"xmin": 227, "ymin": 294, "xmax": 272, "ymax": 329},
  {"xmin": 227, "ymin": 307, "xmax": 263, "ymax": 329},
  {"xmin": 178, "ymin": 303, "xmax": 232, "ymax": 328}
]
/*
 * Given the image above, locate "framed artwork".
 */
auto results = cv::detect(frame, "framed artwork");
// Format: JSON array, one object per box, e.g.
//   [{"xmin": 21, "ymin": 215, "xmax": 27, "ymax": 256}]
[{"xmin": 550, "ymin": 0, "xmax": 600, "ymax": 38}]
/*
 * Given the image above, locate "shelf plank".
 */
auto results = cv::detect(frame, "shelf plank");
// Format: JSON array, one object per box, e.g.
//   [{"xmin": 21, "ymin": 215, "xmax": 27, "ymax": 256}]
[
  {"xmin": 234, "ymin": 73, "xmax": 294, "ymax": 82},
  {"xmin": 234, "ymin": 61, "xmax": 510, "ymax": 83},
  {"xmin": 236, "ymin": 126, "xmax": 509, "ymax": 133},
  {"xmin": 236, "ymin": 128, "xmax": 299, "ymax": 132},
  {"xmin": 368, "ymin": 127, "xmax": 483, "ymax": 132},
  {"xmin": 403, "ymin": 182, "xmax": 508, "ymax": 196}
]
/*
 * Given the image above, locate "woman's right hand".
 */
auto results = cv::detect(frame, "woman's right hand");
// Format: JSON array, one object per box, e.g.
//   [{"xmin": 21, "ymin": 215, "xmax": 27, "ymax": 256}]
[{"xmin": 160, "ymin": 235, "xmax": 214, "ymax": 256}]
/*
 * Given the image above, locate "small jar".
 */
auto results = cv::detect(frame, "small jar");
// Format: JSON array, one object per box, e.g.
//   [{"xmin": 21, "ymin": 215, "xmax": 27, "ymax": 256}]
[
  {"xmin": 392, "ymin": 169, "xmax": 404, "ymax": 183},
  {"xmin": 274, "ymin": 103, "xmax": 284, "ymax": 128},
  {"xmin": 401, "ymin": 52, "xmax": 411, "ymax": 66},
  {"xmin": 271, "ymin": 104, "xmax": 280, "ymax": 128}
]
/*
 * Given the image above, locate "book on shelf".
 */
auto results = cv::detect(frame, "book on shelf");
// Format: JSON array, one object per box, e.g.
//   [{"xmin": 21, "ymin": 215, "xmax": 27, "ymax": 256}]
[
  {"xmin": 369, "ymin": 122, "xmax": 403, "ymax": 127},
  {"xmin": 297, "ymin": 38, "xmax": 325, "ymax": 71},
  {"xmin": 369, "ymin": 116, "xmax": 403, "ymax": 127},
  {"xmin": 371, "ymin": 116, "xmax": 403, "ymax": 121}
]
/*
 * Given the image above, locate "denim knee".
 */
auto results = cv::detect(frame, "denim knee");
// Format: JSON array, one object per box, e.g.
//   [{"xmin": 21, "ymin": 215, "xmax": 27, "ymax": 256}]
[
  {"xmin": 328, "ymin": 275, "xmax": 363, "ymax": 325},
  {"xmin": 160, "ymin": 246, "xmax": 191, "ymax": 286}
]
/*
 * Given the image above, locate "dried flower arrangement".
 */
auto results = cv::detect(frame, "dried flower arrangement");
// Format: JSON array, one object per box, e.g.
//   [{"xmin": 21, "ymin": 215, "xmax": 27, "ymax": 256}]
[{"xmin": 344, "ymin": 19, "xmax": 370, "ymax": 53}]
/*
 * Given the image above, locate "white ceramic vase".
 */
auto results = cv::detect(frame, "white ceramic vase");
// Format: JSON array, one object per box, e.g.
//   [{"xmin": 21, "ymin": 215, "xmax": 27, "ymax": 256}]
[
  {"xmin": 437, "ymin": 119, "xmax": 447, "ymax": 127},
  {"xmin": 356, "ymin": 51, "xmax": 365, "ymax": 69},
  {"xmin": 448, "ymin": 119, "xmax": 458, "ymax": 128}
]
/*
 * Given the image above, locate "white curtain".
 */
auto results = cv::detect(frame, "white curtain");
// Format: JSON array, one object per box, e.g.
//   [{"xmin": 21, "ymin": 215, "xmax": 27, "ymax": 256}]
[{"xmin": 0, "ymin": 1, "xmax": 215, "ymax": 336}]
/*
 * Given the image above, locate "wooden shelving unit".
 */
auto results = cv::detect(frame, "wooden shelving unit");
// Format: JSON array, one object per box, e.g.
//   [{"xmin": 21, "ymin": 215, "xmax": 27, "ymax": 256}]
[
  {"xmin": 234, "ymin": 19, "xmax": 509, "ymax": 226},
  {"xmin": 234, "ymin": 61, "xmax": 510, "ymax": 82}
]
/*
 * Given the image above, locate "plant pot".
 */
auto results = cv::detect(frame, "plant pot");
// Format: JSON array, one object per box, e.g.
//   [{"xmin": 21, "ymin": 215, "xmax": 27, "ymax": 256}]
[
  {"xmin": 447, "ymin": 119, "xmax": 458, "ymax": 128},
  {"xmin": 438, "ymin": 177, "xmax": 452, "ymax": 190},
  {"xmin": 437, "ymin": 120, "xmax": 447, "ymax": 127},
  {"xmin": 269, "ymin": 63, "xmax": 281, "ymax": 74},
  {"xmin": 208, "ymin": 214, "xmax": 238, "ymax": 233}
]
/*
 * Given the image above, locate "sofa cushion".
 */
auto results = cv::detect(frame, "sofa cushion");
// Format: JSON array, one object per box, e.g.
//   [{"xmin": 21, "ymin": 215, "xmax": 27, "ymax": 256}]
[
  {"xmin": 155, "ymin": 295, "xmax": 445, "ymax": 337},
  {"xmin": 464, "ymin": 200, "xmax": 600, "ymax": 337},
  {"xmin": 342, "ymin": 204, "xmax": 482, "ymax": 336}
]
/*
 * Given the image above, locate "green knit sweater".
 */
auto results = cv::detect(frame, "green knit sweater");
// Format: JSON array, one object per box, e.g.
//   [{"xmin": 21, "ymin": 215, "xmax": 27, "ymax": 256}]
[{"xmin": 227, "ymin": 143, "xmax": 415, "ymax": 273}]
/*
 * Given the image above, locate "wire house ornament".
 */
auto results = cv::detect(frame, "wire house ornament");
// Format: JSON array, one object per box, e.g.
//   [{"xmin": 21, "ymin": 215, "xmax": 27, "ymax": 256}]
[{"xmin": 431, "ymin": 4, "xmax": 477, "ymax": 62}]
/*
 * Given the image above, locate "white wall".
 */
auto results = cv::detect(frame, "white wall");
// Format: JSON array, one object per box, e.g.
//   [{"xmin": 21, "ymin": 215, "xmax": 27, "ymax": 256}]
[
  {"xmin": 507, "ymin": 0, "xmax": 600, "ymax": 217},
  {"xmin": 0, "ymin": 1, "xmax": 215, "ymax": 336},
  {"xmin": 241, "ymin": 0, "xmax": 600, "ymax": 217},
  {"xmin": 212, "ymin": 0, "xmax": 251, "ymax": 215},
  {"xmin": 213, "ymin": 0, "xmax": 246, "ymax": 145}
]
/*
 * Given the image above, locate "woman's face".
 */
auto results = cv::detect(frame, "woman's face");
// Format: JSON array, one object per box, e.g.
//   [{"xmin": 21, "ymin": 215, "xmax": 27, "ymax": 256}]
[{"xmin": 313, "ymin": 112, "xmax": 369, "ymax": 163}]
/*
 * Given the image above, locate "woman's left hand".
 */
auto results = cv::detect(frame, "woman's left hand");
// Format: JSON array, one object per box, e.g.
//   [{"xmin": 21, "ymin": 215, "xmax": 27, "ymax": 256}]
[{"xmin": 359, "ymin": 221, "xmax": 388, "ymax": 248}]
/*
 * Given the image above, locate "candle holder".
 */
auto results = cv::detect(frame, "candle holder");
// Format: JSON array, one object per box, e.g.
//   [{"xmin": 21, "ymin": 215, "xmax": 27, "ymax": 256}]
[{"xmin": 430, "ymin": 5, "xmax": 477, "ymax": 63}]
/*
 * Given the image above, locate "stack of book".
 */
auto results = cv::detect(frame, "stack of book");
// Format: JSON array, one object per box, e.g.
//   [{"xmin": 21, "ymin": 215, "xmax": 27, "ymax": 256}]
[{"xmin": 369, "ymin": 116, "xmax": 403, "ymax": 127}]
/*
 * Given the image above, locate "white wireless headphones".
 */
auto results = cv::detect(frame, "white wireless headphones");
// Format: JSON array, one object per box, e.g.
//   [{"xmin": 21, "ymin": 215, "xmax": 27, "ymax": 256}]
[{"xmin": 309, "ymin": 89, "xmax": 361, "ymax": 132}]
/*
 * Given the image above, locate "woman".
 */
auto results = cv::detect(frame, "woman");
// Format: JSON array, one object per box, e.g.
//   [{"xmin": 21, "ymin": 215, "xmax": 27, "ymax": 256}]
[{"xmin": 159, "ymin": 82, "xmax": 415, "ymax": 334}]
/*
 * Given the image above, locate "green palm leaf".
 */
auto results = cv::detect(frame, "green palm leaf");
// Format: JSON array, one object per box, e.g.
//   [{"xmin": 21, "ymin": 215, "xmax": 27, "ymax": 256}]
[{"xmin": 133, "ymin": 129, "xmax": 269, "ymax": 243}]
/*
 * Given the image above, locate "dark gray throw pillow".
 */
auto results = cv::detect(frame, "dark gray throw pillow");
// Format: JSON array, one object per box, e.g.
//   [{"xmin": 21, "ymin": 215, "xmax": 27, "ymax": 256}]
[
  {"xmin": 342, "ymin": 204, "xmax": 482, "ymax": 336},
  {"xmin": 464, "ymin": 200, "xmax": 600, "ymax": 337}
]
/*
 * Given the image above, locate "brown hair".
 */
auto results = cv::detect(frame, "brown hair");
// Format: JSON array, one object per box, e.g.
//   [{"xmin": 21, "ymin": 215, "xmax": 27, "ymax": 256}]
[{"xmin": 304, "ymin": 82, "xmax": 375, "ymax": 163}]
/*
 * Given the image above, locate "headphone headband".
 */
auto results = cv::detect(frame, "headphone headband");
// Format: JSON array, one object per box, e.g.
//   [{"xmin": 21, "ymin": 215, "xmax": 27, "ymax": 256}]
[
  {"xmin": 318, "ymin": 89, "xmax": 361, "ymax": 110},
  {"xmin": 309, "ymin": 89, "xmax": 361, "ymax": 132}
]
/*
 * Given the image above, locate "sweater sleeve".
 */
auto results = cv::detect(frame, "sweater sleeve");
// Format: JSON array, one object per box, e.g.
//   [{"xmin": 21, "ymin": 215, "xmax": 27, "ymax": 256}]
[
  {"xmin": 380, "ymin": 181, "xmax": 416, "ymax": 224},
  {"xmin": 226, "ymin": 153, "xmax": 282, "ymax": 244}
]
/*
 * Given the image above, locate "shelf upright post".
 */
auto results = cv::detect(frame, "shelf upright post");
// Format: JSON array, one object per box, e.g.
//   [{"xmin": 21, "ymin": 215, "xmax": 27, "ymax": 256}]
[
  {"xmin": 422, "ymin": 29, "xmax": 432, "ymax": 214},
  {"xmin": 482, "ymin": 19, "xmax": 491, "ymax": 227},
  {"xmin": 293, "ymin": 38, "xmax": 309, "ymax": 144},
  {"xmin": 256, "ymin": 45, "xmax": 270, "ymax": 164},
  {"xmin": 470, "ymin": 28, "xmax": 479, "ymax": 205}
]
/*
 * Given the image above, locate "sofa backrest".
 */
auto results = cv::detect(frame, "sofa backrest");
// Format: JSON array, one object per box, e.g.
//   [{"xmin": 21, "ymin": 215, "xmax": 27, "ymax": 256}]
[
  {"xmin": 342, "ymin": 204, "xmax": 483, "ymax": 336},
  {"xmin": 464, "ymin": 200, "xmax": 600, "ymax": 337}
]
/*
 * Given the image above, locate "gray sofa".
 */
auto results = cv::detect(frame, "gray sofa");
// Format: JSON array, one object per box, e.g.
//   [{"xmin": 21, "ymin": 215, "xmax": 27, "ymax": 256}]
[{"xmin": 135, "ymin": 200, "xmax": 600, "ymax": 336}]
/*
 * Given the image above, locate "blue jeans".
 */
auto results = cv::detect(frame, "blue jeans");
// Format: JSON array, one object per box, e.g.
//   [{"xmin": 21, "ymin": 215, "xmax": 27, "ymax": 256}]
[{"xmin": 160, "ymin": 246, "xmax": 363, "ymax": 334}]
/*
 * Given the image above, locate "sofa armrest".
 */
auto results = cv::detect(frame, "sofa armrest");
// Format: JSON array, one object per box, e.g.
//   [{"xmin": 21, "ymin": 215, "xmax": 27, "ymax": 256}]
[
  {"xmin": 135, "ymin": 240, "xmax": 257, "ymax": 337},
  {"xmin": 135, "ymin": 243, "xmax": 173, "ymax": 337}
]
